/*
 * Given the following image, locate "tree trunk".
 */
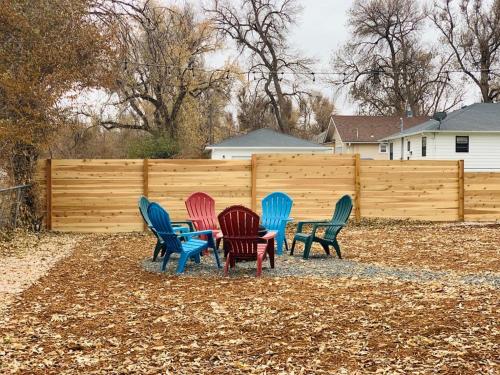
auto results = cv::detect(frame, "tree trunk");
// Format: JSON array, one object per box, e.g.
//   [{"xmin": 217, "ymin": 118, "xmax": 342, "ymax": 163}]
[
  {"xmin": 271, "ymin": 74, "xmax": 291, "ymax": 134},
  {"xmin": 9, "ymin": 143, "xmax": 41, "ymax": 228},
  {"xmin": 480, "ymin": 67, "xmax": 491, "ymax": 102}
]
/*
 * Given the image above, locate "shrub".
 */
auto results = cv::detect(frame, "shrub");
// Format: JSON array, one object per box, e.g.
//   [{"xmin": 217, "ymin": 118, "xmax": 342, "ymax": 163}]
[{"xmin": 127, "ymin": 136, "xmax": 178, "ymax": 159}]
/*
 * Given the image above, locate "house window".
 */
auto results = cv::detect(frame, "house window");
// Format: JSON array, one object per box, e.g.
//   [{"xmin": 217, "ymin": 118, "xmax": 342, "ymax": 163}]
[
  {"xmin": 389, "ymin": 143, "xmax": 394, "ymax": 160},
  {"xmin": 379, "ymin": 143, "xmax": 387, "ymax": 153},
  {"xmin": 456, "ymin": 136, "xmax": 469, "ymax": 153},
  {"xmin": 421, "ymin": 136, "xmax": 427, "ymax": 157}
]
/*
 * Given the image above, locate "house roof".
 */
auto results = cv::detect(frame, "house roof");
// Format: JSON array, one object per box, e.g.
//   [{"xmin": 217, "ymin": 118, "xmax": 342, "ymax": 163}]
[
  {"xmin": 207, "ymin": 128, "xmax": 329, "ymax": 149},
  {"xmin": 383, "ymin": 103, "xmax": 500, "ymax": 140},
  {"xmin": 318, "ymin": 115, "xmax": 429, "ymax": 143}
]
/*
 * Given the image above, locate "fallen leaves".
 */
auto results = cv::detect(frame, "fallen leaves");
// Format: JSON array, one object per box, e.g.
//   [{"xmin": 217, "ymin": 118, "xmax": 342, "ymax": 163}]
[{"xmin": 0, "ymin": 223, "xmax": 498, "ymax": 373}]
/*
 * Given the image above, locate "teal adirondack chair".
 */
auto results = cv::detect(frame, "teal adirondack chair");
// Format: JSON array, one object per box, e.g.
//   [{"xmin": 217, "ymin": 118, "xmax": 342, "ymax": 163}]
[
  {"xmin": 148, "ymin": 202, "xmax": 220, "ymax": 273},
  {"xmin": 138, "ymin": 196, "xmax": 193, "ymax": 261},
  {"xmin": 261, "ymin": 192, "xmax": 293, "ymax": 255},
  {"xmin": 290, "ymin": 195, "xmax": 353, "ymax": 259}
]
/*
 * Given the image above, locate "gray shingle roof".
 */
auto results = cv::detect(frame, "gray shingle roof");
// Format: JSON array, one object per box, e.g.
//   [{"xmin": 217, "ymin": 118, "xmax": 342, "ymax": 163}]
[
  {"xmin": 207, "ymin": 128, "xmax": 329, "ymax": 148},
  {"xmin": 383, "ymin": 103, "xmax": 500, "ymax": 140}
]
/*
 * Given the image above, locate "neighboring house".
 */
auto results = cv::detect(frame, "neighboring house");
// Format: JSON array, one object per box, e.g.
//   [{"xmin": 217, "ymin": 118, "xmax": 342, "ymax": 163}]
[
  {"xmin": 206, "ymin": 128, "xmax": 332, "ymax": 160},
  {"xmin": 313, "ymin": 115, "xmax": 429, "ymax": 159},
  {"xmin": 381, "ymin": 103, "xmax": 500, "ymax": 171}
]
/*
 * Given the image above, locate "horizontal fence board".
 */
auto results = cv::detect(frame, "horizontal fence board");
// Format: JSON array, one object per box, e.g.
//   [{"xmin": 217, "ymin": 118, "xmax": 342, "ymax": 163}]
[
  {"xmin": 464, "ymin": 172, "xmax": 500, "ymax": 221},
  {"xmin": 360, "ymin": 160, "xmax": 459, "ymax": 222},
  {"xmin": 148, "ymin": 160, "xmax": 251, "ymax": 221},
  {"xmin": 255, "ymin": 154, "xmax": 357, "ymax": 220},
  {"xmin": 50, "ymin": 159, "xmax": 144, "ymax": 232}
]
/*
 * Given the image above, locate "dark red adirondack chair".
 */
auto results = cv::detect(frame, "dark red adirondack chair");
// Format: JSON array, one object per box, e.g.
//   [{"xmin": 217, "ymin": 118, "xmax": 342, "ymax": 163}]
[
  {"xmin": 185, "ymin": 192, "xmax": 223, "ymax": 249},
  {"xmin": 218, "ymin": 205, "xmax": 275, "ymax": 277}
]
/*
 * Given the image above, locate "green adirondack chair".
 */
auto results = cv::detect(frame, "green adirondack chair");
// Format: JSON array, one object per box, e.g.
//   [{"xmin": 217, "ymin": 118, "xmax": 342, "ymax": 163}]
[{"xmin": 290, "ymin": 195, "xmax": 353, "ymax": 259}]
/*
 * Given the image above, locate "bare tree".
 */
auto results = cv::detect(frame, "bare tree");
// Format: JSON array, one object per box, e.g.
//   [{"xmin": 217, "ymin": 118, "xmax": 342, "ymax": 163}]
[
  {"xmin": 236, "ymin": 87, "xmax": 277, "ymax": 131},
  {"xmin": 209, "ymin": 0, "xmax": 312, "ymax": 134},
  {"xmin": 297, "ymin": 92, "xmax": 335, "ymax": 134},
  {"xmin": 431, "ymin": 0, "xmax": 500, "ymax": 102},
  {"xmin": 91, "ymin": 1, "xmax": 232, "ymax": 139},
  {"xmin": 333, "ymin": 0, "xmax": 463, "ymax": 116}
]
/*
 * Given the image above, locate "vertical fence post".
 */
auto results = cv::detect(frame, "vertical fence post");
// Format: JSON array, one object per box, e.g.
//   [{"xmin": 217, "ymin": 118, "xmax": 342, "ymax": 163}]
[
  {"xmin": 458, "ymin": 160, "xmax": 465, "ymax": 222},
  {"xmin": 143, "ymin": 159, "xmax": 149, "ymax": 231},
  {"xmin": 46, "ymin": 159, "xmax": 52, "ymax": 230},
  {"xmin": 251, "ymin": 154, "xmax": 257, "ymax": 211},
  {"xmin": 354, "ymin": 154, "xmax": 361, "ymax": 223}
]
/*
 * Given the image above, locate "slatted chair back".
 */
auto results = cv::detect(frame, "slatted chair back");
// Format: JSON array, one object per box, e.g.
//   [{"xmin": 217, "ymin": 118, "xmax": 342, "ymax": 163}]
[
  {"xmin": 261, "ymin": 192, "xmax": 293, "ymax": 231},
  {"xmin": 185, "ymin": 192, "xmax": 218, "ymax": 231},
  {"xmin": 218, "ymin": 205, "xmax": 260, "ymax": 258},
  {"xmin": 148, "ymin": 203, "xmax": 183, "ymax": 252},
  {"xmin": 325, "ymin": 195, "xmax": 353, "ymax": 239},
  {"xmin": 138, "ymin": 196, "xmax": 153, "ymax": 227}
]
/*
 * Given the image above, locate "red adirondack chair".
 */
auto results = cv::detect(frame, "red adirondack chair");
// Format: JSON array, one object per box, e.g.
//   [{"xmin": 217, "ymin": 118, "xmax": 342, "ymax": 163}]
[
  {"xmin": 218, "ymin": 205, "xmax": 275, "ymax": 277},
  {"xmin": 185, "ymin": 192, "xmax": 223, "ymax": 249}
]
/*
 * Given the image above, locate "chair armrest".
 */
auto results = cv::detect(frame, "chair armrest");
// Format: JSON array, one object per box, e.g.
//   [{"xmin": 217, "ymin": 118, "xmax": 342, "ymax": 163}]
[
  {"xmin": 296, "ymin": 219, "xmax": 329, "ymax": 234},
  {"xmin": 311, "ymin": 222, "xmax": 345, "ymax": 237},
  {"xmin": 172, "ymin": 220, "xmax": 194, "ymax": 231},
  {"xmin": 180, "ymin": 230, "xmax": 214, "ymax": 239},
  {"xmin": 180, "ymin": 230, "xmax": 216, "ymax": 248},
  {"xmin": 313, "ymin": 222, "xmax": 345, "ymax": 228},
  {"xmin": 261, "ymin": 230, "xmax": 277, "ymax": 240}
]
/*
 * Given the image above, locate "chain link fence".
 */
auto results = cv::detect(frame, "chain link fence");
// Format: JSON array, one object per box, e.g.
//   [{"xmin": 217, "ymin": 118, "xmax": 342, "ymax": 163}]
[{"xmin": 0, "ymin": 185, "xmax": 31, "ymax": 229}]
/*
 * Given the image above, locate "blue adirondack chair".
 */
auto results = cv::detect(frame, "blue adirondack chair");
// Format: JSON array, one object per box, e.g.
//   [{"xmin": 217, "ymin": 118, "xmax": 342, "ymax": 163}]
[
  {"xmin": 261, "ymin": 192, "xmax": 293, "ymax": 255},
  {"xmin": 138, "ymin": 196, "xmax": 193, "ymax": 261},
  {"xmin": 147, "ymin": 202, "xmax": 221, "ymax": 273}
]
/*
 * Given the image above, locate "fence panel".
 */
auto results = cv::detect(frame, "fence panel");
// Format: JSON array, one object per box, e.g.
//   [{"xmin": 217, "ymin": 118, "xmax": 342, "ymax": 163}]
[
  {"xmin": 360, "ymin": 160, "xmax": 460, "ymax": 221},
  {"xmin": 34, "ymin": 157, "xmax": 500, "ymax": 232},
  {"xmin": 51, "ymin": 159, "xmax": 144, "ymax": 232},
  {"xmin": 255, "ymin": 154, "xmax": 356, "ymax": 220},
  {"xmin": 148, "ymin": 159, "xmax": 252, "ymax": 221},
  {"xmin": 465, "ymin": 172, "xmax": 500, "ymax": 222}
]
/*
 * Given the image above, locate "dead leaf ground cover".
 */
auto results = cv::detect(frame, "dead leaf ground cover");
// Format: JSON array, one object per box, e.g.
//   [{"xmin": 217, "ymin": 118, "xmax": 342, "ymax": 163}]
[
  {"xmin": 296, "ymin": 220, "xmax": 500, "ymax": 274},
  {"xmin": 0, "ymin": 222, "xmax": 499, "ymax": 374}
]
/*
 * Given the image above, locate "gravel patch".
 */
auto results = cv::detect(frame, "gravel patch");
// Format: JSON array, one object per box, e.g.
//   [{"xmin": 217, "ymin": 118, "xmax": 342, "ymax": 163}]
[{"xmin": 142, "ymin": 251, "xmax": 500, "ymax": 287}]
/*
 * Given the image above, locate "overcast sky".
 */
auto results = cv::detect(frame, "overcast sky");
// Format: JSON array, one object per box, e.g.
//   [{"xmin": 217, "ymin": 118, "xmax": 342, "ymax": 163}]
[
  {"xmin": 200, "ymin": 0, "xmax": 356, "ymax": 113},
  {"xmin": 79, "ymin": 1, "xmax": 480, "ymax": 117}
]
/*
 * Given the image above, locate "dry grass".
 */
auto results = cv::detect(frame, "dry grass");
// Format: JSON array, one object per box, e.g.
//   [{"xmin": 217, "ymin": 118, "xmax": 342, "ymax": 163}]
[{"xmin": 0, "ymin": 222, "xmax": 499, "ymax": 374}]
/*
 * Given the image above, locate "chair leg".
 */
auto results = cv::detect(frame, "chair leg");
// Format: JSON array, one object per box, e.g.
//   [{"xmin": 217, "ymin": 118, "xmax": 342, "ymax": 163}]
[
  {"xmin": 320, "ymin": 242, "xmax": 330, "ymax": 256},
  {"xmin": 276, "ymin": 235, "xmax": 283, "ymax": 256},
  {"xmin": 193, "ymin": 252, "xmax": 201, "ymax": 264},
  {"xmin": 303, "ymin": 239, "xmax": 313, "ymax": 260},
  {"xmin": 268, "ymin": 239, "xmax": 275, "ymax": 269},
  {"xmin": 290, "ymin": 239, "xmax": 296, "ymax": 255},
  {"xmin": 152, "ymin": 240, "xmax": 162, "ymax": 261},
  {"xmin": 332, "ymin": 239, "xmax": 342, "ymax": 259},
  {"xmin": 161, "ymin": 251, "xmax": 172, "ymax": 272},
  {"xmin": 284, "ymin": 238, "xmax": 290, "ymax": 252},
  {"xmin": 256, "ymin": 255, "xmax": 263, "ymax": 277},
  {"xmin": 213, "ymin": 246, "xmax": 221, "ymax": 268},
  {"xmin": 216, "ymin": 238, "xmax": 222, "ymax": 250},
  {"xmin": 224, "ymin": 254, "xmax": 231, "ymax": 276},
  {"xmin": 176, "ymin": 253, "xmax": 190, "ymax": 274}
]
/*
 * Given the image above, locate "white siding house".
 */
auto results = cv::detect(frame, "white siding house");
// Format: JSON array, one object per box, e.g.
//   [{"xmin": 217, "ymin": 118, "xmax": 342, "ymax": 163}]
[
  {"xmin": 382, "ymin": 104, "xmax": 500, "ymax": 171},
  {"xmin": 206, "ymin": 128, "xmax": 332, "ymax": 160},
  {"xmin": 313, "ymin": 115, "xmax": 429, "ymax": 160}
]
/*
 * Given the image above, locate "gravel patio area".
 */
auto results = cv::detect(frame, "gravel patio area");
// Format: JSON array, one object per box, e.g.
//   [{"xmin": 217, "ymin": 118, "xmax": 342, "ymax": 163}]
[{"xmin": 0, "ymin": 221, "xmax": 498, "ymax": 374}]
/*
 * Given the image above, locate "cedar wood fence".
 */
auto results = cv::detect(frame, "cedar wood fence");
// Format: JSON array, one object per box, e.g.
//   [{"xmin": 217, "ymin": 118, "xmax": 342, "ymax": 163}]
[{"xmin": 34, "ymin": 154, "xmax": 500, "ymax": 232}]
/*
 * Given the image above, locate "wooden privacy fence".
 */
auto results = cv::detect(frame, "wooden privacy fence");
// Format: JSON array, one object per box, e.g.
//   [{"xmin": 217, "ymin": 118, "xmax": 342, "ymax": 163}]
[{"xmin": 34, "ymin": 155, "xmax": 500, "ymax": 232}]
